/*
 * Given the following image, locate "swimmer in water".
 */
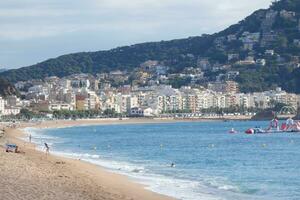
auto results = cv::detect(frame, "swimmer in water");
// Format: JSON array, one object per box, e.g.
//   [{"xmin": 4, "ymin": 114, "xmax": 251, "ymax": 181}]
[{"xmin": 170, "ymin": 162, "xmax": 175, "ymax": 168}]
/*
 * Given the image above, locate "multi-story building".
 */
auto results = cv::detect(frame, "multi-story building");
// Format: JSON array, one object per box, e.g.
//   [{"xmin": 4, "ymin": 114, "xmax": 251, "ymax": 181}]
[
  {"xmin": 6, "ymin": 95, "xmax": 20, "ymax": 107},
  {"xmin": 225, "ymin": 81, "xmax": 239, "ymax": 94},
  {"xmin": 49, "ymin": 103, "xmax": 74, "ymax": 111},
  {"xmin": 76, "ymin": 95, "xmax": 88, "ymax": 111},
  {"xmin": 5, "ymin": 73, "xmax": 300, "ymax": 116},
  {"xmin": 87, "ymin": 91, "xmax": 98, "ymax": 110},
  {"xmin": 0, "ymin": 97, "xmax": 5, "ymax": 115},
  {"xmin": 2, "ymin": 107, "xmax": 20, "ymax": 116}
]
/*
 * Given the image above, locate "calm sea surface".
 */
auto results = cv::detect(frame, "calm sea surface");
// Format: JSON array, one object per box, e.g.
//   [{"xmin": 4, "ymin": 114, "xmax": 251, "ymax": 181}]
[{"xmin": 25, "ymin": 121, "xmax": 300, "ymax": 200}]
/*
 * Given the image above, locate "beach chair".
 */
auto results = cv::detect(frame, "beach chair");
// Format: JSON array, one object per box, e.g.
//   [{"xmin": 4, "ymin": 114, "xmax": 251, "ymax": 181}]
[{"xmin": 5, "ymin": 144, "xmax": 18, "ymax": 153}]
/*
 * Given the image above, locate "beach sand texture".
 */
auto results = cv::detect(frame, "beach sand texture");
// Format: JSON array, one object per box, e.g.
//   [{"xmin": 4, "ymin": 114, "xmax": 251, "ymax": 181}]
[{"xmin": 0, "ymin": 121, "xmax": 174, "ymax": 200}]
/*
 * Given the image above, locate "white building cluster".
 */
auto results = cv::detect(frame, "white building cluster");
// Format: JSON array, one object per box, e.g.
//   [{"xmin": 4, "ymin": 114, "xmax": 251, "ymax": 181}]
[
  {"xmin": 0, "ymin": 96, "xmax": 21, "ymax": 116},
  {"xmin": 2, "ymin": 74, "xmax": 298, "ymax": 118}
]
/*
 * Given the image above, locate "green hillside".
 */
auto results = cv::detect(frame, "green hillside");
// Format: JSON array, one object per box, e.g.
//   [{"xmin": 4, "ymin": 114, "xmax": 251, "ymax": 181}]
[{"xmin": 1, "ymin": 0, "xmax": 300, "ymax": 93}]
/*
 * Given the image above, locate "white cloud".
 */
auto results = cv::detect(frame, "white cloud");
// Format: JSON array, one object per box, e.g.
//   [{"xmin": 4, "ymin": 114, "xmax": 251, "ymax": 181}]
[
  {"xmin": 0, "ymin": 8, "xmax": 78, "ymax": 18},
  {"xmin": 0, "ymin": 0, "xmax": 273, "ymax": 40},
  {"xmin": 0, "ymin": 0, "xmax": 273, "ymax": 67}
]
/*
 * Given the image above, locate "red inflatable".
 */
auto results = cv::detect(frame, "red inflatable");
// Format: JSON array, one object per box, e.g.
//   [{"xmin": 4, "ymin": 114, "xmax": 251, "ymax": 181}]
[{"xmin": 245, "ymin": 129, "xmax": 254, "ymax": 134}]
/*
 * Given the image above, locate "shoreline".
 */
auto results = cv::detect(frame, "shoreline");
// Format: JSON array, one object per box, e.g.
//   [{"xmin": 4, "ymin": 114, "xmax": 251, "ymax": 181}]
[{"xmin": 1, "ymin": 119, "xmax": 178, "ymax": 200}]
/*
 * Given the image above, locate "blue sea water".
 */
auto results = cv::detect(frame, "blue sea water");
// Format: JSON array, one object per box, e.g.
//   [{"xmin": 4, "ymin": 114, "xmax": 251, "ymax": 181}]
[{"xmin": 24, "ymin": 121, "xmax": 300, "ymax": 200}]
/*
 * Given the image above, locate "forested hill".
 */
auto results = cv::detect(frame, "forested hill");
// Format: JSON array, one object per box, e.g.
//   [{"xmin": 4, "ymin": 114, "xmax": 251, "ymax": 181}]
[
  {"xmin": 0, "ymin": 35, "xmax": 215, "ymax": 82},
  {"xmin": 1, "ymin": 0, "xmax": 300, "ymax": 93}
]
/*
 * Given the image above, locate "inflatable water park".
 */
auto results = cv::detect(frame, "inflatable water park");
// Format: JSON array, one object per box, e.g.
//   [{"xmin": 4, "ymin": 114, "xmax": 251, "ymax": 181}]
[{"xmin": 245, "ymin": 118, "xmax": 300, "ymax": 134}]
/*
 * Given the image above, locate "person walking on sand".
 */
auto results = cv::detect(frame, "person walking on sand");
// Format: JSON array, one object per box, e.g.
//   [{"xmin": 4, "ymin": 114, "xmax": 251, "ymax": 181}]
[
  {"xmin": 29, "ymin": 134, "xmax": 32, "ymax": 143},
  {"xmin": 44, "ymin": 143, "xmax": 50, "ymax": 155}
]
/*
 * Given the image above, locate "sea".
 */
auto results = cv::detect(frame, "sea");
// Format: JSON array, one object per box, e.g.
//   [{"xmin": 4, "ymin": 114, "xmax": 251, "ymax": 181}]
[{"xmin": 23, "ymin": 121, "xmax": 300, "ymax": 200}]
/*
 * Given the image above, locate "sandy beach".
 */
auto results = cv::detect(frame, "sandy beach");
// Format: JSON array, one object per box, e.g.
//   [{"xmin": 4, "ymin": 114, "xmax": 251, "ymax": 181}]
[{"xmin": 0, "ymin": 119, "xmax": 176, "ymax": 200}]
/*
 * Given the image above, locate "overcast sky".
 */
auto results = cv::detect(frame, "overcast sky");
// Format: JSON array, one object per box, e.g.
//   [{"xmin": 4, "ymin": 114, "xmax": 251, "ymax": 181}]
[{"xmin": 0, "ymin": 0, "xmax": 272, "ymax": 69}]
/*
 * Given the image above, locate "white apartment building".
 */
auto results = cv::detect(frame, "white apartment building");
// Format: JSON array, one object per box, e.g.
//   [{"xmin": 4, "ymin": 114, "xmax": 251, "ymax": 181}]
[
  {"xmin": 2, "ymin": 107, "xmax": 21, "ymax": 116},
  {"xmin": 119, "ymin": 94, "xmax": 131, "ymax": 113},
  {"xmin": 6, "ymin": 95, "xmax": 21, "ymax": 107},
  {"xmin": 130, "ymin": 95, "xmax": 139, "ymax": 110},
  {"xmin": 49, "ymin": 103, "xmax": 74, "ymax": 111},
  {"xmin": 86, "ymin": 91, "xmax": 99, "ymax": 110},
  {"xmin": 0, "ymin": 97, "xmax": 5, "ymax": 115},
  {"xmin": 213, "ymin": 94, "xmax": 226, "ymax": 108}
]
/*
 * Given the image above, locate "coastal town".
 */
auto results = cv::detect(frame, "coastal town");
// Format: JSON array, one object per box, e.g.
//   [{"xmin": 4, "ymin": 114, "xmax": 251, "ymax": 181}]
[
  {"xmin": 2, "ymin": 5, "xmax": 300, "ymax": 119},
  {"xmin": 2, "ymin": 1, "xmax": 300, "ymax": 200},
  {"xmin": 0, "ymin": 66, "xmax": 299, "ymax": 119}
]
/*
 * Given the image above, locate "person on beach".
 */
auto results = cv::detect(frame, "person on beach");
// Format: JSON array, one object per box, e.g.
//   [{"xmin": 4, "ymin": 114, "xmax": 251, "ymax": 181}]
[
  {"xmin": 29, "ymin": 134, "xmax": 32, "ymax": 143},
  {"xmin": 44, "ymin": 143, "xmax": 50, "ymax": 154}
]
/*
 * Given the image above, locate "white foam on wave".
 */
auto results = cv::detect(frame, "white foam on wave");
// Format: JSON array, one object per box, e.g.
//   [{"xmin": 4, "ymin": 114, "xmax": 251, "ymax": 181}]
[
  {"xmin": 49, "ymin": 150, "xmax": 225, "ymax": 200},
  {"xmin": 52, "ymin": 151, "xmax": 145, "ymax": 173},
  {"xmin": 46, "ymin": 147, "xmax": 244, "ymax": 200},
  {"xmin": 22, "ymin": 127, "xmax": 59, "ymax": 140},
  {"xmin": 20, "ymin": 127, "xmax": 64, "ymax": 151},
  {"xmin": 203, "ymin": 177, "xmax": 240, "ymax": 193},
  {"xmin": 133, "ymin": 173, "xmax": 224, "ymax": 200}
]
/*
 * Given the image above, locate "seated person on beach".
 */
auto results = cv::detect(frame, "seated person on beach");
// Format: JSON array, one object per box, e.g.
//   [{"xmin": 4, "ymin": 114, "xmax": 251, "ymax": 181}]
[{"xmin": 14, "ymin": 146, "xmax": 20, "ymax": 153}]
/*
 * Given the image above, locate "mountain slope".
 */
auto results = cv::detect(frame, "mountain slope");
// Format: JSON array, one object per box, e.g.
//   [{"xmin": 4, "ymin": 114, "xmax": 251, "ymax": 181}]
[
  {"xmin": 1, "ymin": 0, "xmax": 300, "ymax": 93},
  {"xmin": 0, "ymin": 35, "xmax": 214, "ymax": 82}
]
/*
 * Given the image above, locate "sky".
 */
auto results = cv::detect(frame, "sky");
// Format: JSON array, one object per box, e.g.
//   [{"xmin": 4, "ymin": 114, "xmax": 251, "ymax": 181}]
[{"xmin": 0, "ymin": 0, "xmax": 273, "ymax": 69}]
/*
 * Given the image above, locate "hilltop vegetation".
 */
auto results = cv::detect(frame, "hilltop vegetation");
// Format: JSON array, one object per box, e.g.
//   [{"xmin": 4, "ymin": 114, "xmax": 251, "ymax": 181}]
[
  {"xmin": 1, "ymin": 0, "xmax": 300, "ymax": 93},
  {"xmin": 0, "ymin": 36, "xmax": 214, "ymax": 82}
]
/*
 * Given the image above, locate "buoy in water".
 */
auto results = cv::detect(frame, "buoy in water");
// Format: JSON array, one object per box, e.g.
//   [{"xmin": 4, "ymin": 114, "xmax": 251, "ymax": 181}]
[
  {"xmin": 245, "ymin": 129, "xmax": 254, "ymax": 134},
  {"xmin": 229, "ymin": 128, "xmax": 237, "ymax": 134}
]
